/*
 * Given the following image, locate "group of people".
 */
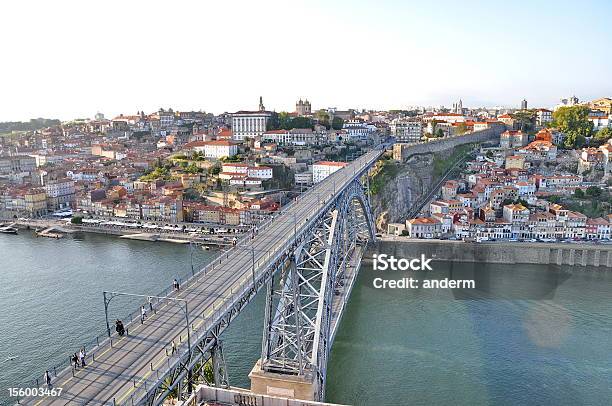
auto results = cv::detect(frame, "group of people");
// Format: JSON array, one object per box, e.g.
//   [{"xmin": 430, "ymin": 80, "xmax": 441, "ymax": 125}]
[{"xmin": 71, "ymin": 348, "xmax": 87, "ymax": 370}]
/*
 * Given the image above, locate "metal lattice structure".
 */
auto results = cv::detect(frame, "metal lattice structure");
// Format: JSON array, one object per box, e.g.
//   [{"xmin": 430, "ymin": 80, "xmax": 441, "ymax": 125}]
[{"xmin": 260, "ymin": 179, "xmax": 375, "ymax": 400}]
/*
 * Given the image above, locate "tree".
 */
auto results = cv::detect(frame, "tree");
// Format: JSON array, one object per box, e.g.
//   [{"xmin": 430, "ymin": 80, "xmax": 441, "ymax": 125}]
[
  {"xmin": 512, "ymin": 110, "xmax": 536, "ymax": 132},
  {"xmin": 552, "ymin": 106, "xmax": 593, "ymax": 149},
  {"xmin": 435, "ymin": 128, "xmax": 445, "ymax": 137},
  {"xmin": 71, "ymin": 216, "xmax": 83, "ymax": 224},
  {"xmin": 593, "ymin": 127, "xmax": 612, "ymax": 146},
  {"xmin": 455, "ymin": 122, "xmax": 468, "ymax": 135},
  {"xmin": 331, "ymin": 116, "xmax": 344, "ymax": 130},
  {"xmin": 574, "ymin": 188, "xmax": 585, "ymax": 198},
  {"xmin": 586, "ymin": 186, "xmax": 602, "ymax": 197}
]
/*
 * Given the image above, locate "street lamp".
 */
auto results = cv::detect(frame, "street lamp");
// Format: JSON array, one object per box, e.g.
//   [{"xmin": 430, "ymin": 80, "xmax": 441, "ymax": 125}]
[{"xmin": 102, "ymin": 291, "xmax": 191, "ymax": 361}]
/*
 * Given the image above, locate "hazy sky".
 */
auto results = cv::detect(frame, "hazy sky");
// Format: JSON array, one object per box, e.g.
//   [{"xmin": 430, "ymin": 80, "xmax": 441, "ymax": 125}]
[{"xmin": 1, "ymin": 0, "xmax": 611, "ymax": 121}]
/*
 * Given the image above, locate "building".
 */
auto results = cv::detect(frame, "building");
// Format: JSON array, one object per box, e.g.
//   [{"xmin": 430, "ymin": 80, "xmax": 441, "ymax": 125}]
[
  {"xmin": 589, "ymin": 97, "xmax": 612, "ymax": 115},
  {"xmin": 185, "ymin": 140, "xmax": 238, "ymax": 159},
  {"xmin": 521, "ymin": 99, "xmax": 528, "ymax": 110},
  {"xmin": 0, "ymin": 155, "xmax": 36, "ymax": 175},
  {"xmin": 262, "ymin": 128, "xmax": 318, "ymax": 146},
  {"xmin": 390, "ymin": 119, "xmax": 423, "ymax": 143},
  {"xmin": 231, "ymin": 97, "xmax": 273, "ymax": 140},
  {"xmin": 406, "ymin": 217, "xmax": 442, "ymax": 239},
  {"xmin": 505, "ymin": 155, "xmax": 525, "ymax": 170},
  {"xmin": 312, "ymin": 161, "xmax": 348, "ymax": 183},
  {"xmin": 44, "ymin": 178, "xmax": 75, "ymax": 211},
  {"xmin": 295, "ymin": 99, "xmax": 312, "ymax": 116},
  {"xmin": 24, "ymin": 188, "xmax": 48, "ymax": 217},
  {"xmin": 500, "ymin": 130, "xmax": 528, "ymax": 148},
  {"xmin": 535, "ymin": 109, "xmax": 553, "ymax": 126}
]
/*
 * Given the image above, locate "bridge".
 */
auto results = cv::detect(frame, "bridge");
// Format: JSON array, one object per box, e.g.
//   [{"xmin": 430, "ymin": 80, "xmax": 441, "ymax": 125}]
[{"xmin": 18, "ymin": 147, "xmax": 384, "ymax": 406}]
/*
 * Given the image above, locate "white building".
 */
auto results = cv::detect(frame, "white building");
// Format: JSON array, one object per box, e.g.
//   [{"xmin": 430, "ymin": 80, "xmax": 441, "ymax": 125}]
[
  {"xmin": 312, "ymin": 161, "xmax": 347, "ymax": 183},
  {"xmin": 262, "ymin": 128, "xmax": 318, "ymax": 146},
  {"xmin": 536, "ymin": 109, "xmax": 553, "ymax": 126},
  {"xmin": 186, "ymin": 140, "xmax": 238, "ymax": 159}
]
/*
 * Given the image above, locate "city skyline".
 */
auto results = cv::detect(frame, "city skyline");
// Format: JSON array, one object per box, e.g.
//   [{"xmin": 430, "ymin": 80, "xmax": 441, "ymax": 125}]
[{"xmin": 1, "ymin": 0, "xmax": 612, "ymax": 121}]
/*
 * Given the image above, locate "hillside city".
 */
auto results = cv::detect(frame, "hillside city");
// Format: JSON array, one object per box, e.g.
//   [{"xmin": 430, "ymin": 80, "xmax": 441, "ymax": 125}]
[{"xmin": 1, "ymin": 96, "xmax": 611, "ymax": 243}]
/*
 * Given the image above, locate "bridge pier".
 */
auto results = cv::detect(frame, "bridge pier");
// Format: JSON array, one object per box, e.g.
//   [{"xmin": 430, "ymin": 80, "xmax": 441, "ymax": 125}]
[{"xmin": 249, "ymin": 359, "xmax": 318, "ymax": 401}]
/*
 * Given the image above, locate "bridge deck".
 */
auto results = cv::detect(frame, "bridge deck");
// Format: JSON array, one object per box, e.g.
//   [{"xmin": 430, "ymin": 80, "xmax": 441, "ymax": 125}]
[{"xmin": 19, "ymin": 149, "xmax": 383, "ymax": 406}]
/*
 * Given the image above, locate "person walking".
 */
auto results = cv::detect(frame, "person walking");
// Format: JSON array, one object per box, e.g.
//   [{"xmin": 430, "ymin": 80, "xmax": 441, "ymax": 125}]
[
  {"xmin": 79, "ymin": 348, "xmax": 86, "ymax": 367},
  {"xmin": 44, "ymin": 370, "xmax": 52, "ymax": 389},
  {"xmin": 171, "ymin": 340, "xmax": 176, "ymax": 355},
  {"xmin": 141, "ymin": 306, "xmax": 147, "ymax": 323},
  {"xmin": 173, "ymin": 278, "xmax": 180, "ymax": 291},
  {"xmin": 148, "ymin": 296, "xmax": 153, "ymax": 312},
  {"xmin": 232, "ymin": 236, "xmax": 237, "ymax": 247},
  {"xmin": 72, "ymin": 353, "xmax": 79, "ymax": 370}
]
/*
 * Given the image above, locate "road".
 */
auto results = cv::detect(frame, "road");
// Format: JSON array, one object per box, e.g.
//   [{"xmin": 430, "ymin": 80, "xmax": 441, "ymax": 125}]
[{"xmin": 18, "ymin": 148, "xmax": 383, "ymax": 406}]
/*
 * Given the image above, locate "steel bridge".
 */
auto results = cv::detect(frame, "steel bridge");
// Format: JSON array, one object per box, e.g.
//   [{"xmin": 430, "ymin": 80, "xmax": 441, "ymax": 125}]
[{"xmin": 18, "ymin": 147, "xmax": 384, "ymax": 406}]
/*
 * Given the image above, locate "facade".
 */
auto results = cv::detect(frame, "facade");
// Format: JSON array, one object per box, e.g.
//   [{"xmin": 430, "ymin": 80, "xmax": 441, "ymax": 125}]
[
  {"xmin": 406, "ymin": 217, "xmax": 442, "ymax": 238},
  {"xmin": 536, "ymin": 109, "xmax": 553, "ymax": 127},
  {"xmin": 295, "ymin": 99, "xmax": 312, "ymax": 116},
  {"xmin": 25, "ymin": 188, "xmax": 48, "ymax": 217},
  {"xmin": 312, "ymin": 161, "xmax": 348, "ymax": 183},
  {"xmin": 0, "ymin": 155, "xmax": 37, "ymax": 175},
  {"xmin": 390, "ymin": 119, "xmax": 423, "ymax": 143},
  {"xmin": 500, "ymin": 130, "xmax": 528, "ymax": 148},
  {"xmin": 44, "ymin": 178, "xmax": 75, "ymax": 211},
  {"xmin": 232, "ymin": 99, "xmax": 272, "ymax": 140}
]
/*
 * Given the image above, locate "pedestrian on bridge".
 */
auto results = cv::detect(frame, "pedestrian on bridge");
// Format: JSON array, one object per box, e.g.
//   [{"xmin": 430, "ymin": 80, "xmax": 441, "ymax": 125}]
[
  {"xmin": 71, "ymin": 353, "xmax": 79, "ymax": 370},
  {"xmin": 170, "ymin": 340, "xmax": 176, "ymax": 355},
  {"xmin": 173, "ymin": 278, "xmax": 180, "ymax": 291},
  {"xmin": 79, "ymin": 348, "xmax": 86, "ymax": 367},
  {"xmin": 141, "ymin": 306, "xmax": 147, "ymax": 323},
  {"xmin": 148, "ymin": 296, "xmax": 154, "ymax": 312},
  {"xmin": 44, "ymin": 370, "xmax": 52, "ymax": 389}
]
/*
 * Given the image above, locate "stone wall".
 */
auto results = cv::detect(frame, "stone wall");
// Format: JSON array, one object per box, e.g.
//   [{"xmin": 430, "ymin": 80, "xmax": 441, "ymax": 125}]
[
  {"xmin": 375, "ymin": 239, "xmax": 612, "ymax": 268},
  {"xmin": 393, "ymin": 127, "xmax": 503, "ymax": 161}
]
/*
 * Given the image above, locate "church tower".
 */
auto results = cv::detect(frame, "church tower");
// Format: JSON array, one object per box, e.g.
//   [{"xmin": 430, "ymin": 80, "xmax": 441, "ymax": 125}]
[{"xmin": 259, "ymin": 96, "xmax": 265, "ymax": 111}]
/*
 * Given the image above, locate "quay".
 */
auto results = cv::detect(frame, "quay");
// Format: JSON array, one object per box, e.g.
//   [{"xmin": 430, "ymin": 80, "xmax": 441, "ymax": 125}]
[{"xmin": 377, "ymin": 237, "xmax": 612, "ymax": 268}]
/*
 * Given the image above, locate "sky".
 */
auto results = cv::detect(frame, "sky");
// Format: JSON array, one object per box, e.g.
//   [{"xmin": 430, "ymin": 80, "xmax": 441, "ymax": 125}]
[{"xmin": 1, "ymin": 0, "xmax": 611, "ymax": 121}]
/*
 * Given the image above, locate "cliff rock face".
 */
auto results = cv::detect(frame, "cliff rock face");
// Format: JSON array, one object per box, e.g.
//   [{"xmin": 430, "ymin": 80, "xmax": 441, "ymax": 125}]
[{"xmin": 371, "ymin": 152, "xmax": 443, "ymax": 231}]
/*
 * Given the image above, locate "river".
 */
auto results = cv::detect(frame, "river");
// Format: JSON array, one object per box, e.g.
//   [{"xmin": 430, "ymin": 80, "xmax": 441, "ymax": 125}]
[{"xmin": 1, "ymin": 233, "xmax": 611, "ymax": 405}]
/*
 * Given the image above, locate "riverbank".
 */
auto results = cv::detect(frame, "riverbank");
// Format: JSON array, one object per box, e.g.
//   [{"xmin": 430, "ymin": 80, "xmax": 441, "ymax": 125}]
[
  {"xmin": 376, "ymin": 237, "xmax": 612, "ymax": 268},
  {"xmin": 1, "ymin": 218, "xmax": 234, "ymax": 246}
]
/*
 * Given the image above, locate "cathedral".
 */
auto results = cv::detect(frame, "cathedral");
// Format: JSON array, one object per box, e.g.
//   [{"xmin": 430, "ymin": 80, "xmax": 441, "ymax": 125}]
[
  {"xmin": 451, "ymin": 99, "xmax": 463, "ymax": 114},
  {"xmin": 296, "ymin": 98, "xmax": 312, "ymax": 116}
]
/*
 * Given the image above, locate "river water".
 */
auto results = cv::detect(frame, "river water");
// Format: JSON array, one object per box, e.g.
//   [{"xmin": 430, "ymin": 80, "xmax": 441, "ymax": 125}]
[{"xmin": 1, "ymin": 232, "xmax": 611, "ymax": 405}]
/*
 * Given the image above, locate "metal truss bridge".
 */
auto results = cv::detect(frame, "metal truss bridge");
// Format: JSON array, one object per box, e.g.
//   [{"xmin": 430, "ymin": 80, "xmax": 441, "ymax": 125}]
[{"xmin": 19, "ymin": 147, "xmax": 384, "ymax": 406}]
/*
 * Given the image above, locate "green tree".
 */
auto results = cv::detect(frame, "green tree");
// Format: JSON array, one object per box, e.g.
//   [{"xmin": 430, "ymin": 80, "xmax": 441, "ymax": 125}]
[
  {"xmin": 574, "ymin": 188, "xmax": 585, "ymax": 198},
  {"xmin": 552, "ymin": 106, "xmax": 593, "ymax": 149},
  {"xmin": 435, "ymin": 128, "xmax": 445, "ymax": 137},
  {"xmin": 71, "ymin": 216, "xmax": 83, "ymax": 224},
  {"xmin": 586, "ymin": 186, "xmax": 602, "ymax": 197},
  {"xmin": 331, "ymin": 116, "xmax": 344, "ymax": 130},
  {"xmin": 593, "ymin": 127, "xmax": 612, "ymax": 146},
  {"xmin": 512, "ymin": 110, "xmax": 536, "ymax": 132}
]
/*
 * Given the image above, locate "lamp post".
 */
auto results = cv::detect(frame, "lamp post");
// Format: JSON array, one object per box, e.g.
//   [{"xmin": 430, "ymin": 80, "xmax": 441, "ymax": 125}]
[{"xmin": 102, "ymin": 291, "xmax": 191, "ymax": 359}]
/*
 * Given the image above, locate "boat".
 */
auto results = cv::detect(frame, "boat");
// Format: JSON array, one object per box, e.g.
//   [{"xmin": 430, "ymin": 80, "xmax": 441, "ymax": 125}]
[{"xmin": 0, "ymin": 226, "xmax": 18, "ymax": 235}]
